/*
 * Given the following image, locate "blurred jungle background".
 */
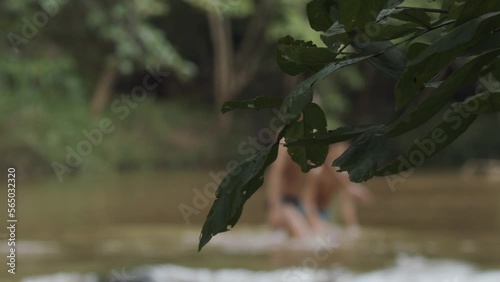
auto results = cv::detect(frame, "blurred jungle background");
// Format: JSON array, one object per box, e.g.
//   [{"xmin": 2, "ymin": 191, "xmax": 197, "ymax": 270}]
[{"xmin": 1, "ymin": 0, "xmax": 500, "ymax": 281}]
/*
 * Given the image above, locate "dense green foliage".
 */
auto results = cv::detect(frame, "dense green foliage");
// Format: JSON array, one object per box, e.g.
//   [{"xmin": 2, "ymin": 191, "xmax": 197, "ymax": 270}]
[
  {"xmin": 4, "ymin": 0, "xmax": 346, "ymax": 175},
  {"xmin": 199, "ymin": 0, "xmax": 500, "ymax": 250}
]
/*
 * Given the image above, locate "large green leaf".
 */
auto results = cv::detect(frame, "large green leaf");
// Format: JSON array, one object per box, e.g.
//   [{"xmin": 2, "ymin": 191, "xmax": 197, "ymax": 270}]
[
  {"xmin": 493, "ymin": 60, "xmax": 500, "ymax": 81},
  {"xmin": 284, "ymin": 103, "xmax": 328, "ymax": 172},
  {"xmin": 198, "ymin": 143, "xmax": 279, "ymax": 251},
  {"xmin": 465, "ymin": 32, "xmax": 500, "ymax": 56},
  {"xmin": 441, "ymin": 0, "xmax": 458, "ymax": 10},
  {"xmin": 389, "ymin": 8, "xmax": 434, "ymax": 29},
  {"xmin": 447, "ymin": 1, "xmax": 466, "ymax": 24},
  {"xmin": 455, "ymin": 0, "xmax": 500, "ymax": 26},
  {"xmin": 377, "ymin": 111, "xmax": 477, "ymax": 177},
  {"xmin": 338, "ymin": 0, "xmax": 390, "ymax": 32},
  {"xmin": 334, "ymin": 91, "xmax": 500, "ymax": 182},
  {"xmin": 406, "ymin": 42, "xmax": 430, "ymax": 61},
  {"xmin": 395, "ymin": 12, "xmax": 500, "ymax": 109},
  {"xmin": 456, "ymin": 91, "xmax": 500, "ymax": 114},
  {"xmin": 353, "ymin": 41, "xmax": 407, "ymax": 80},
  {"xmin": 368, "ymin": 23, "xmax": 425, "ymax": 41},
  {"xmin": 333, "ymin": 131, "xmax": 391, "ymax": 182},
  {"xmin": 375, "ymin": 90, "xmax": 500, "ymax": 177},
  {"xmin": 279, "ymin": 54, "xmax": 375, "ymax": 124},
  {"xmin": 289, "ymin": 123, "xmax": 386, "ymax": 145},
  {"xmin": 321, "ymin": 22, "xmax": 350, "ymax": 52},
  {"xmin": 277, "ymin": 36, "xmax": 339, "ymax": 76},
  {"xmin": 322, "ymin": 20, "xmax": 422, "ymax": 46},
  {"xmin": 385, "ymin": 0, "xmax": 405, "ymax": 9},
  {"xmin": 221, "ymin": 96, "xmax": 283, "ymax": 113},
  {"xmin": 387, "ymin": 50, "xmax": 500, "ymax": 136},
  {"xmin": 307, "ymin": 0, "xmax": 336, "ymax": 32}
]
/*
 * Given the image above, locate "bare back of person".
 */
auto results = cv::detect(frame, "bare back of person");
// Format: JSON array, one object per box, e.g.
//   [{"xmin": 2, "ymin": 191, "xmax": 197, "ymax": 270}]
[
  {"xmin": 311, "ymin": 142, "xmax": 348, "ymax": 205},
  {"xmin": 314, "ymin": 169, "xmax": 342, "ymax": 212}
]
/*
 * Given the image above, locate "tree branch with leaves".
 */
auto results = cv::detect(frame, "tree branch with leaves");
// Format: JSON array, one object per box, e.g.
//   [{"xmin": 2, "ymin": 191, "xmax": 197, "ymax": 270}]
[{"xmin": 198, "ymin": 0, "xmax": 500, "ymax": 251}]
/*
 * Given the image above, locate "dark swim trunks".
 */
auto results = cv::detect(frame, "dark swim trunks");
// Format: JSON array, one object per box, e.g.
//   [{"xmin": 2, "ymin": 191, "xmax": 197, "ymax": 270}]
[
  {"xmin": 281, "ymin": 195, "xmax": 303, "ymax": 210},
  {"xmin": 281, "ymin": 196, "xmax": 331, "ymax": 220}
]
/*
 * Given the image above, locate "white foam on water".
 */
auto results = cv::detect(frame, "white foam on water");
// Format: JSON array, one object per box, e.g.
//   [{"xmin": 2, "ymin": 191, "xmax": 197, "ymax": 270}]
[
  {"xmin": 21, "ymin": 256, "xmax": 500, "ymax": 282},
  {"xmin": 0, "ymin": 240, "xmax": 60, "ymax": 256},
  {"xmin": 21, "ymin": 273, "xmax": 98, "ymax": 282},
  {"xmin": 183, "ymin": 228, "xmax": 344, "ymax": 254}
]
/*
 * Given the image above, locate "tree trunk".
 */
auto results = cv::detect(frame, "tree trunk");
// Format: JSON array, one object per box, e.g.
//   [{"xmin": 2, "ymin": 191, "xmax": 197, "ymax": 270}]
[
  {"xmin": 90, "ymin": 62, "xmax": 117, "ymax": 115},
  {"xmin": 206, "ymin": 2, "xmax": 272, "ymax": 133},
  {"xmin": 207, "ymin": 12, "xmax": 234, "ymax": 133}
]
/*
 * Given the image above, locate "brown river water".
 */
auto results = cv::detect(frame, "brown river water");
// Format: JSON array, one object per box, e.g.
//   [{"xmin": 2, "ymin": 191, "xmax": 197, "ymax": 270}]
[{"xmin": 1, "ymin": 170, "xmax": 499, "ymax": 281}]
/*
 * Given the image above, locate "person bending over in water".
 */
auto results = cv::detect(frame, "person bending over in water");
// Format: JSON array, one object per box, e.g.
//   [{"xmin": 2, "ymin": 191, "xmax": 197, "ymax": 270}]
[
  {"xmin": 302, "ymin": 142, "xmax": 372, "ymax": 237},
  {"xmin": 266, "ymin": 141, "xmax": 372, "ymax": 239},
  {"xmin": 266, "ymin": 143, "xmax": 312, "ymax": 238}
]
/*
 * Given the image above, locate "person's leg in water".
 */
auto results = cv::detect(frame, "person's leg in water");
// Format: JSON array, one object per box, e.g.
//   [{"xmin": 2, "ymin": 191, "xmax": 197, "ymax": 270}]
[
  {"xmin": 302, "ymin": 166, "xmax": 338, "ymax": 236},
  {"xmin": 280, "ymin": 199, "xmax": 311, "ymax": 239},
  {"xmin": 302, "ymin": 143, "xmax": 373, "ymax": 237},
  {"xmin": 266, "ymin": 142, "xmax": 312, "ymax": 239},
  {"xmin": 268, "ymin": 196, "xmax": 311, "ymax": 239}
]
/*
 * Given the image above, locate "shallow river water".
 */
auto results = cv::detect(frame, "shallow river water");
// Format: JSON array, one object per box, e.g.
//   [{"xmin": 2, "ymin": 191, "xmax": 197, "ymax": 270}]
[{"xmin": 1, "ymin": 170, "xmax": 498, "ymax": 281}]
